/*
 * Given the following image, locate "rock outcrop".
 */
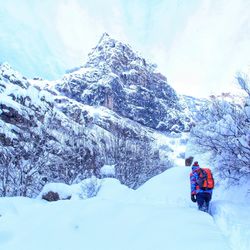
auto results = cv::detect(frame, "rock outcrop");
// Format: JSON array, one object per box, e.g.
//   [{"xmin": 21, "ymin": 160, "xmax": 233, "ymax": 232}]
[{"xmin": 56, "ymin": 33, "xmax": 190, "ymax": 132}]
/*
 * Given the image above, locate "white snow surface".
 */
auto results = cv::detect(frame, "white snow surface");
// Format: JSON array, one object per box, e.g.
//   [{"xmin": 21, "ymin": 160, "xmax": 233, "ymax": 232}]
[
  {"xmin": 211, "ymin": 178, "xmax": 250, "ymax": 250},
  {"xmin": 0, "ymin": 167, "xmax": 235, "ymax": 250},
  {"xmin": 100, "ymin": 164, "xmax": 116, "ymax": 177}
]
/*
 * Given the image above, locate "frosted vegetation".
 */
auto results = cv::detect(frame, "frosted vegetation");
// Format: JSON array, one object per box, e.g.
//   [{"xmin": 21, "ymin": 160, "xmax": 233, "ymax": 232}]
[{"xmin": 190, "ymin": 74, "xmax": 250, "ymax": 182}]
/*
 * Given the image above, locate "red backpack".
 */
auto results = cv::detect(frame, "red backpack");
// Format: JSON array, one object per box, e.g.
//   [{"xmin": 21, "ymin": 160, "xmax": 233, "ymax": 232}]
[{"xmin": 197, "ymin": 168, "xmax": 214, "ymax": 190}]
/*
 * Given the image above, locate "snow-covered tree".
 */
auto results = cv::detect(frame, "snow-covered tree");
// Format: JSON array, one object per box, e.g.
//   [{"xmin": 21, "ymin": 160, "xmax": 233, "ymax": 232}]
[
  {"xmin": 191, "ymin": 74, "xmax": 250, "ymax": 182},
  {"xmin": 53, "ymin": 127, "xmax": 100, "ymax": 185},
  {"xmin": 109, "ymin": 126, "xmax": 166, "ymax": 189}
]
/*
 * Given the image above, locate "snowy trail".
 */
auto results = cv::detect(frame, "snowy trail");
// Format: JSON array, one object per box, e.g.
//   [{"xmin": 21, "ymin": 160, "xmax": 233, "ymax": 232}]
[
  {"xmin": 211, "ymin": 201, "xmax": 250, "ymax": 250},
  {"xmin": 0, "ymin": 167, "xmax": 231, "ymax": 250}
]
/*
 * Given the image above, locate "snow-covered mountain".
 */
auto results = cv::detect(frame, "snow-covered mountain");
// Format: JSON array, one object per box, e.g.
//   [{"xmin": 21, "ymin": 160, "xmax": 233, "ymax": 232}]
[
  {"xmin": 55, "ymin": 33, "xmax": 191, "ymax": 132},
  {"xmin": 0, "ymin": 34, "xmax": 198, "ymax": 197}
]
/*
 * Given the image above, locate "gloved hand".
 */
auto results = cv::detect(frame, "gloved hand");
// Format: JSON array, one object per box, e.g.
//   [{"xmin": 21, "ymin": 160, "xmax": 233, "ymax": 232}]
[{"xmin": 191, "ymin": 194, "xmax": 197, "ymax": 202}]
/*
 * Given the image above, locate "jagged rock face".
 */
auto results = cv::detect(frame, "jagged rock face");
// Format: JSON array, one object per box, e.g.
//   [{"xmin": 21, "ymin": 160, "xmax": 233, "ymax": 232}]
[
  {"xmin": 0, "ymin": 64, "xmax": 98, "ymax": 196},
  {"xmin": 0, "ymin": 63, "xmax": 28, "ymax": 89},
  {"xmin": 56, "ymin": 33, "xmax": 187, "ymax": 132}
]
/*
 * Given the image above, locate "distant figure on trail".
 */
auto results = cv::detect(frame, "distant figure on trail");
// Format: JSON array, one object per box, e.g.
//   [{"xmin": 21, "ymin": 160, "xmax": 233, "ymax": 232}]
[{"xmin": 190, "ymin": 161, "xmax": 214, "ymax": 212}]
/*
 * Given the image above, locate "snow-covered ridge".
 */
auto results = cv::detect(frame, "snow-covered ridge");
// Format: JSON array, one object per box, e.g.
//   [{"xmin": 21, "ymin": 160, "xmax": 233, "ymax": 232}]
[{"xmin": 0, "ymin": 62, "xmax": 28, "ymax": 89}]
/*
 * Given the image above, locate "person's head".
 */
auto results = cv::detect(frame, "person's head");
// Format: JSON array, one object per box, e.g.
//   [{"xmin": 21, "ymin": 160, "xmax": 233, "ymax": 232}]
[{"xmin": 192, "ymin": 161, "xmax": 200, "ymax": 171}]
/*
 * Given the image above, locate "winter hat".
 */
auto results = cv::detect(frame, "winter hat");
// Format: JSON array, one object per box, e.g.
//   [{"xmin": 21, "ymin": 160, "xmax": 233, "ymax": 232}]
[{"xmin": 192, "ymin": 161, "xmax": 200, "ymax": 171}]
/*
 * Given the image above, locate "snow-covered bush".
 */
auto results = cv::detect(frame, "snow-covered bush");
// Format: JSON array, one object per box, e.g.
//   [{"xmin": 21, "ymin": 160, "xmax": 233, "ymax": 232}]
[
  {"xmin": 38, "ymin": 177, "xmax": 102, "ymax": 201},
  {"xmin": 77, "ymin": 177, "xmax": 102, "ymax": 199},
  {"xmin": 190, "ymin": 74, "xmax": 250, "ymax": 182},
  {"xmin": 38, "ymin": 183, "xmax": 72, "ymax": 201},
  {"xmin": 112, "ymin": 134, "xmax": 167, "ymax": 189},
  {"xmin": 42, "ymin": 191, "xmax": 60, "ymax": 202}
]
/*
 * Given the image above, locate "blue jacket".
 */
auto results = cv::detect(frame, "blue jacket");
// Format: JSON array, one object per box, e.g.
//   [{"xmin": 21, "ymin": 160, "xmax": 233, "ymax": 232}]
[{"xmin": 190, "ymin": 167, "xmax": 213, "ymax": 195}]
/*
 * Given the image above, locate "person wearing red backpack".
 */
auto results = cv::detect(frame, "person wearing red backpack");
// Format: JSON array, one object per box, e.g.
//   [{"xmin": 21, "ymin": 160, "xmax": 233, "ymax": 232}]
[{"xmin": 190, "ymin": 161, "xmax": 214, "ymax": 212}]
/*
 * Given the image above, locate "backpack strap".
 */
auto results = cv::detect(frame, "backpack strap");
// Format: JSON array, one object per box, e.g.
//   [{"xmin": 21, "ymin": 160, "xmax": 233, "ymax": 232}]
[
  {"xmin": 197, "ymin": 168, "xmax": 206, "ymax": 179},
  {"xmin": 197, "ymin": 168, "xmax": 210, "ymax": 190},
  {"xmin": 200, "ymin": 168, "xmax": 207, "ymax": 178}
]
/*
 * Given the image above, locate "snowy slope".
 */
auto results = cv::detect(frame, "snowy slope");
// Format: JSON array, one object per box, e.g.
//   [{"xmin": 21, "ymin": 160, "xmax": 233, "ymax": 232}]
[
  {"xmin": 211, "ymin": 201, "xmax": 250, "ymax": 250},
  {"xmin": 0, "ymin": 167, "xmax": 231, "ymax": 250},
  {"xmin": 210, "ymin": 176, "xmax": 250, "ymax": 250}
]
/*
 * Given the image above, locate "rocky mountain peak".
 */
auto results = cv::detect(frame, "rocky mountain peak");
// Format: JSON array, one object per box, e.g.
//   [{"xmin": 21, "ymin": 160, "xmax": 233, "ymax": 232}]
[
  {"xmin": 0, "ymin": 62, "xmax": 28, "ymax": 89},
  {"xmin": 97, "ymin": 32, "xmax": 113, "ymax": 47},
  {"xmin": 54, "ymin": 34, "xmax": 190, "ymax": 132},
  {"xmin": 1, "ymin": 62, "xmax": 20, "ymax": 78},
  {"xmin": 85, "ymin": 33, "xmax": 155, "ymax": 75}
]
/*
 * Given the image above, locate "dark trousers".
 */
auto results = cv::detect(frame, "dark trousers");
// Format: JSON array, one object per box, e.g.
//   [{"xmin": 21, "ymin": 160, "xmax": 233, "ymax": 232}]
[{"xmin": 196, "ymin": 192, "xmax": 212, "ymax": 212}]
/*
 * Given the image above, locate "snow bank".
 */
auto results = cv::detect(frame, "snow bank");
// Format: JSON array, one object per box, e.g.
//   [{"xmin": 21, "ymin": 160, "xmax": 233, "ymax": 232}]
[
  {"xmin": 37, "ymin": 177, "xmax": 132, "ymax": 201},
  {"xmin": 135, "ymin": 166, "xmax": 192, "ymax": 207},
  {"xmin": 0, "ymin": 166, "xmax": 231, "ymax": 250},
  {"xmin": 38, "ymin": 177, "xmax": 102, "ymax": 200},
  {"xmin": 38, "ymin": 183, "xmax": 72, "ymax": 200},
  {"xmin": 211, "ymin": 201, "xmax": 250, "ymax": 250},
  {"xmin": 97, "ymin": 178, "xmax": 135, "ymax": 202},
  {"xmin": 210, "ymin": 177, "xmax": 250, "ymax": 250},
  {"xmin": 100, "ymin": 164, "xmax": 115, "ymax": 177}
]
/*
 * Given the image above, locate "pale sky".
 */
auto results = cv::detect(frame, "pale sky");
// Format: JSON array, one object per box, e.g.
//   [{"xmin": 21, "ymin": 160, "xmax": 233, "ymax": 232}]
[{"xmin": 0, "ymin": 0, "xmax": 250, "ymax": 97}]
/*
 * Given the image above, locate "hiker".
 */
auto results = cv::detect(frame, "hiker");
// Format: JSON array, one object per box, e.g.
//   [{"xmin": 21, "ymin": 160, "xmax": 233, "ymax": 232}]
[{"xmin": 190, "ymin": 161, "xmax": 214, "ymax": 212}]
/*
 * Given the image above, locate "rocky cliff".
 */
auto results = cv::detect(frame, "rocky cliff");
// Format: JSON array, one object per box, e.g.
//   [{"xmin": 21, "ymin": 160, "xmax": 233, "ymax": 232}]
[{"xmin": 56, "ymin": 33, "xmax": 190, "ymax": 132}]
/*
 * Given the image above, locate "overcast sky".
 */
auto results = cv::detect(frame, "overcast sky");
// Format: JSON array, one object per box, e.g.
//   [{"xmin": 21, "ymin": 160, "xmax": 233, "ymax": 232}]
[{"xmin": 0, "ymin": 0, "xmax": 250, "ymax": 97}]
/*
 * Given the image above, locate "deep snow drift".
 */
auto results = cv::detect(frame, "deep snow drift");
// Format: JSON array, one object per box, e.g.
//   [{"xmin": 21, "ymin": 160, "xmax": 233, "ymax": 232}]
[{"xmin": 0, "ymin": 167, "xmax": 233, "ymax": 250}]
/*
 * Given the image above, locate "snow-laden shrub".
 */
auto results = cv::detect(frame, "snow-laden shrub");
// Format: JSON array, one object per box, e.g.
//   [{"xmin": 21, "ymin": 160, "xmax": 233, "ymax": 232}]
[
  {"xmin": 77, "ymin": 177, "xmax": 102, "ymax": 199},
  {"xmin": 178, "ymin": 152, "xmax": 185, "ymax": 159},
  {"xmin": 38, "ymin": 183, "xmax": 72, "ymax": 201},
  {"xmin": 180, "ymin": 138, "xmax": 188, "ymax": 145},
  {"xmin": 38, "ymin": 177, "xmax": 102, "ymax": 201},
  {"xmin": 42, "ymin": 191, "xmax": 60, "ymax": 202},
  {"xmin": 190, "ymin": 74, "xmax": 250, "ymax": 183}
]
